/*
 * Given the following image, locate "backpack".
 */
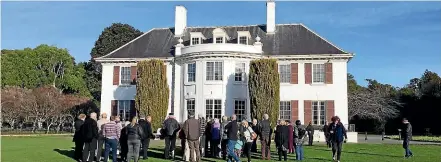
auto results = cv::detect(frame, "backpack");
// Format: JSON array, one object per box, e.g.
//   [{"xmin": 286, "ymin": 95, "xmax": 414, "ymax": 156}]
[{"xmin": 296, "ymin": 126, "xmax": 307, "ymax": 139}]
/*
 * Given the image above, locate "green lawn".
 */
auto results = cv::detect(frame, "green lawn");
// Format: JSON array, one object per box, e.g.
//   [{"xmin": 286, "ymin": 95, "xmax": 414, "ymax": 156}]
[{"xmin": 2, "ymin": 136, "xmax": 441, "ymax": 162}]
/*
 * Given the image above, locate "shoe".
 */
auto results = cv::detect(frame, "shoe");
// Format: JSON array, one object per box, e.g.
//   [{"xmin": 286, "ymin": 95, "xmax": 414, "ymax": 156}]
[{"xmin": 333, "ymin": 155, "xmax": 336, "ymax": 161}]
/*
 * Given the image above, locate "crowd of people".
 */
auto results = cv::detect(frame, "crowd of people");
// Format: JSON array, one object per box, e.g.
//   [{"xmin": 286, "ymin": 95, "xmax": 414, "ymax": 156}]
[{"xmin": 72, "ymin": 111, "xmax": 413, "ymax": 162}]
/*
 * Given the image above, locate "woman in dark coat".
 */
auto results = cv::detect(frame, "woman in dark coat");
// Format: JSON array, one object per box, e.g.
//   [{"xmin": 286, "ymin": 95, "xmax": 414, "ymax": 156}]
[
  {"xmin": 275, "ymin": 120, "xmax": 289, "ymax": 161},
  {"xmin": 287, "ymin": 120, "xmax": 294, "ymax": 154}
]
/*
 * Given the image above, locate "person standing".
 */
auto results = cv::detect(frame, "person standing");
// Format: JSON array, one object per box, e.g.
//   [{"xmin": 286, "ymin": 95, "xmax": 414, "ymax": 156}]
[
  {"xmin": 250, "ymin": 119, "xmax": 259, "ymax": 153},
  {"xmin": 294, "ymin": 120, "xmax": 307, "ymax": 161},
  {"xmin": 306, "ymin": 121, "xmax": 315, "ymax": 146},
  {"xmin": 323, "ymin": 122, "xmax": 331, "ymax": 148},
  {"xmin": 120, "ymin": 121, "xmax": 129, "ymax": 162},
  {"xmin": 183, "ymin": 112, "xmax": 201, "ymax": 162},
  {"xmin": 225, "ymin": 114, "xmax": 241, "ymax": 162},
  {"xmin": 198, "ymin": 115, "xmax": 207, "ymax": 157},
  {"xmin": 73, "ymin": 114, "xmax": 86, "ymax": 161},
  {"xmin": 81, "ymin": 112, "xmax": 99, "ymax": 162},
  {"xmin": 205, "ymin": 118, "xmax": 213, "ymax": 157},
  {"xmin": 329, "ymin": 116, "xmax": 347, "ymax": 162},
  {"xmin": 241, "ymin": 120, "xmax": 255, "ymax": 162},
  {"xmin": 211, "ymin": 118, "xmax": 221, "ymax": 158},
  {"xmin": 102, "ymin": 116, "xmax": 121, "ymax": 162},
  {"xmin": 275, "ymin": 120, "xmax": 289, "ymax": 161},
  {"xmin": 220, "ymin": 116, "xmax": 229, "ymax": 160},
  {"xmin": 96, "ymin": 113, "xmax": 109, "ymax": 161},
  {"xmin": 163, "ymin": 113, "xmax": 180, "ymax": 160},
  {"xmin": 287, "ymin": 120, "xmax": 294, "ymax": 154},
  {"xmin": 401, "ymin": 118, "xmax": 413, "ymax": 158},
  {"xmin": 138, "ymin": 115, "xmax": 153, "ymax": 159},
  {"xmin": 258, "ymin": 114, "xmax": 272, "ymax": 160},
  {"xmin": 126, "ymin": 117, "xmax": 145, "ymax": 162}
]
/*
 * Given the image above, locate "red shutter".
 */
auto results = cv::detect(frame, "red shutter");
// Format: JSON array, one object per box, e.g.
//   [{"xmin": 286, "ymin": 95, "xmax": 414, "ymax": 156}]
[
  {"xmin": 111, "ymin": 100, "xmax": 118, "ymax": 116},
  {"xmin": 131, "ymin": 66, "xmax": 137, "ymax": 85},
  {"xmin": 130, "ymin": 100, "xmax": 136, "ymax": 120},
  {"xmin": 325, "ymin": 63, "xmax": 333, "ymax": 84},
  {"xmin": 290, "ymin": 63, "xmax": 298, "ymax": 84},
  {"xmin": 304, "ymin": 100, "xmax": 312, "ymax": 124},
  {"xmin": 304, "ymin": 63, "xmax": 312, "ymax": 84},
  {"xmin": 113, "ymin": 66, "xmax": 120, "ymax": 85},
  {"xmin": 326, "ymin": 100, "xmax": 335, "ymax": 123},
  {"xmin": 291, "ymin": 100, "xmax": 298, "ymax": 122}
]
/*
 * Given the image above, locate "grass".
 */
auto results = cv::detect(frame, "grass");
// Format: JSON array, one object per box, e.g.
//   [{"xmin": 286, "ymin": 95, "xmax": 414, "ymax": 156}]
[
  {"xmin": 387, "ymin": 135, "xmax": 441, "ymax": 143},
  {"xmin": 2, "ymin": 136, "xmax": 441, "ymax": 162}
]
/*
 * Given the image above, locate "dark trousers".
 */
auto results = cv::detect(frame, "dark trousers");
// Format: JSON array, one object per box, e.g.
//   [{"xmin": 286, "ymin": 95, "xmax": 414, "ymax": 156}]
[
  {"xmin": 260, "ymin": 137, "xmax": 271, "ymax": 160},
  {"xmin": 244, "ymin": 142, "xmax": 253, "ymax": 162},
  {"xmin": 82, "ymin": 139, "xmax": 97, "ymax": 162},
  {"xmin": 403, "ymin": 139, "xmax": 413, "ymax": 157},
  {"xmin": 97, "ymin": 136, "xmax": 105, "ymax": 160},
  {"xmin": 188, "ymin": 139, "xmax": 201, "ymax": 162},
  {"xmin": 164, "ymin": 135, "xmax": 177, "ymax": 159},
  {"xmin": 120, "ymin": 140, "xmax": 128, "ymax": 161},
  {"xmin": 325, "ymin": 135, "xmax": 331, "ymax": 148},
  {"xmin": 278, "ymin": 147, "xmax": 287, "ymax": 161},
  {"xmin": 205, "ymin": 136, "xmax": 211, "ymax": 157},
  {"xmin": 332, "ymin": 141, "xmax": 343, "ymax": 161},
  {"xmin": 251, "ymin": 139, "xmax": 257, "ymax": 152},
  {"xmin": 74, "ymin": 140, "xmax": 84, "ymax": 160},
  {"xmin": 103, "ymin": 138, "xmax": 118, "ymax": 162},
  {"xmin": 221, "ymin": 139, "xmax": 228, "ymax": 160},
  {"xmin": 308, "ymin": 132, "xmax": 314, "ymax": 146},
  {"xmin": 141, "ymin": 139, "xmax": 150, "ymax": 159},
  {"xmin": 199, "ymin": 135, "xmax": 206, "ymax": 156},
  {"xmin": 210, "ymin": 139, "xmax": 220, "ymax": 158}
]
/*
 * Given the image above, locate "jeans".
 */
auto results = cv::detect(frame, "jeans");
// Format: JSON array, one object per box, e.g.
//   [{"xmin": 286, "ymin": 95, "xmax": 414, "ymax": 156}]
[
  {"xmin": 141, "ymin": 139, "xmax": 150, "ymax": 159},
  {"xmin": 128, "ymin": 139, "xmax": 141, "ymax": 162},
  {"xmin": 164, "ymin": 135, "xmax": 177, "ymax": 159},
  {"xmin": 103, "ymin": 138, "xmax": 118, "ymax": 162},
  {"xmin": 403, "ymin": 140, "xmax": 413, "ymax": 157},
  {"xmin": 332, "ymin": 141, "xmax": 343, "ymax": 161},
  {"xmin": 295, "ymin": 145, "xmax": 304, "ymax": 160},
  {"xmin": 227, "ymin": 140, "xmax": 241, "ymax": 162}
]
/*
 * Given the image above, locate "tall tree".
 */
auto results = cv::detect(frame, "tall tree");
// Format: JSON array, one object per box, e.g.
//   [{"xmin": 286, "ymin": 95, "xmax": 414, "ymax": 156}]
[
  {"xmin": 135, "ymin": 60, "xmax": 169, "ymax": 130},
  {"xmin": 248, "ymin": 59, "xmax": 280, "ymax": 125},
  {"xmin": 86, "ymin": 23, "xmax": 143, "ymax": 105}
]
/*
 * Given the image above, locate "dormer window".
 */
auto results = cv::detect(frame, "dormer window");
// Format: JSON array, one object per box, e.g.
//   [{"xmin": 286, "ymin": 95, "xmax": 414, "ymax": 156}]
[
  {"xmin": 237, "ymin": 31, "xmax": 251, "ymax": 45},
  {"xmin": 213, "ymin": 28, "xmax": 228, "ymax": 44},
  {"xmin": 190, "ymin": 32, "xmax": 206, "ymax": 45}
]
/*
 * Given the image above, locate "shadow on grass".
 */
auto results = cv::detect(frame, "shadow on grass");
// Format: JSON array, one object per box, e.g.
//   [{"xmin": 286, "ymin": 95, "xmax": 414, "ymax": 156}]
[
  {"xmin": 311, "ymin": 148, "xmax": 402, "ymax": 158},
  {"xmin": 53, "ymin": 148, "xmax": 75, "ymax": 160},
  {"xmin": 149, "ymin": 147, "xmax": 220, "ymax": 162}
]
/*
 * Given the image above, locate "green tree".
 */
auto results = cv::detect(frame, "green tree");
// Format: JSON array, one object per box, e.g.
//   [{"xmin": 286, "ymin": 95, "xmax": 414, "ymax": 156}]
[
  {"xmin": 135, "ymin": 60, "xmax": 169, "ymax": 130},
  {"xmin": 86, "ymin": 23, "xmax": 143, "ymax": 105},
  {"xmin": 248, "ymin": 59, "xmax": 280, "ymax": 125}
]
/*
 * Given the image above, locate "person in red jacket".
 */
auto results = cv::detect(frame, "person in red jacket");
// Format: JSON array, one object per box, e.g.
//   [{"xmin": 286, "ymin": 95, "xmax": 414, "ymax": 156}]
[{"xmin": 287, "ymin": 120, "xmax": 294, "ymax": 154}]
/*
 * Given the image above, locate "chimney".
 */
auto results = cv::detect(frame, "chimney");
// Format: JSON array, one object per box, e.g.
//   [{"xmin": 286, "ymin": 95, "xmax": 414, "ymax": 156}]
[
  {"xmin": 174, "ymin": 6, "xmax": 187, "ymax": 37},
  {"xmin": 266, "ymin": 0, "xmax": 275, "ymax": 34}
]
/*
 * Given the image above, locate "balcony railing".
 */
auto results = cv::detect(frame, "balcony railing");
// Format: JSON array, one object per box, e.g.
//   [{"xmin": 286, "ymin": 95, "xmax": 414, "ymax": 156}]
[{"xmin": 181, "ymin": 43, "xmax": 262, "ymax": 55}]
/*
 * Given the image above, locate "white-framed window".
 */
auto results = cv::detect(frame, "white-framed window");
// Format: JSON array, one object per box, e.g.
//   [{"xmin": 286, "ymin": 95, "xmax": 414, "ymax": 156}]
[
  {"xmin": 234, "ymin": 100, "xmax": 246, "ymax": 121},
  {"xmin": 187, "ymin": 63, "xmax": 196, "ymax": 82},
  {"xmin": 279, "ymin": 101, "xmax": 291, "ymax": 120},
  {"xmin": 312, "ymin": 101, "xmax": 326, "ymax": 125},
  {"xmin": 206, "ymin": 61, "xmax": 223, "ymax": 81},
  {"xmin": 279, "ymin": 64, "xmax": 291, "ymax": 83},
  {"xmin": 313, "ymin": 64, "xmax": 325, "ymax": 83},
  {"xmin": 235, "ymin": 62, "xmax": 246, "ymax": 82},
  {"xmin": 239, "ymin": 36, "xmax": 248, "ymax": 45},
  {"xmin": 118, "ymin": 100, "xmax": 131, "ymax": 121},
  {"xmin": 215, "ymin": 37, "xmax": 224, "ymax": 43},
  {"xmin": 186, "ymin": 99, "xmax": 195, "ymax": 115},
  {"xmin": 120, "ymin": 67, "xmax": 132, "ymax": 85},
  {"xmin": 206, "ymin": 99, "xmax": 222, "ymax": 119},
  {"xmin": 191, "ymin": 37, "xmax": 200, "ymax": 45}
]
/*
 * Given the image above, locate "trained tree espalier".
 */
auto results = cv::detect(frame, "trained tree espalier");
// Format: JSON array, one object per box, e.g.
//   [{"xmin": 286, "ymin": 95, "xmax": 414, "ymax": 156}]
[
  {"xmin": 248, "ymin": 59, "xmax": 280, "ymax": 125},
  {"xmin": 135, "ymin": 60, "xmax": 169, "ymax": 130}
]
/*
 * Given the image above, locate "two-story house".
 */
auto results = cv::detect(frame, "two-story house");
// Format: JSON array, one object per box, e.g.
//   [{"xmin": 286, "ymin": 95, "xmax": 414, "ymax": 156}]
[{"xmin": 95, "ymin": 1, "xmax": 354, "ymax": 135}]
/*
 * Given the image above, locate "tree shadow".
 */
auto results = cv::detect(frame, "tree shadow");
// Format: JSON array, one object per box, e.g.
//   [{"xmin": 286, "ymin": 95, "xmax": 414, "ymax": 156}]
[
  {"xmin": 149, "ymin": 147, "xmax": 217, "ymax": 162},
  {"xmin": 311, "ymin": 148, "xmax": 402, "ymax": 158},
  {"xmin": 53, "ymin": 148, "xmax": 75, "ymax": 160}
]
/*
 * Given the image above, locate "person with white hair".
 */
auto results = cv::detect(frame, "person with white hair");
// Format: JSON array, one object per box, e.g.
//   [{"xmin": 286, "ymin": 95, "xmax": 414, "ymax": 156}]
[
  {"xmin": 81, "ymin": 112, "xmax": 99, "ymax": 162},
  {"xmin": 96, "ymin": 113, "xmax": 109, "ymax": 161}
]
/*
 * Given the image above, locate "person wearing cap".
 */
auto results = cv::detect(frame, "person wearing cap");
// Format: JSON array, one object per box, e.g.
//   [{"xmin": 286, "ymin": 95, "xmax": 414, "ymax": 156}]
[{"xmin": 162, "ymin": 113, "xmax": 180, "ymax": 160}]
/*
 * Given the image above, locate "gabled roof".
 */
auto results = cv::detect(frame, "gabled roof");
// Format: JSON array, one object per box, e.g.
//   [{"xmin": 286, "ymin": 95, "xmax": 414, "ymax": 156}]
[{"xmin": 98, "ymin": 24, "xmax": 348, "ymax": 59}]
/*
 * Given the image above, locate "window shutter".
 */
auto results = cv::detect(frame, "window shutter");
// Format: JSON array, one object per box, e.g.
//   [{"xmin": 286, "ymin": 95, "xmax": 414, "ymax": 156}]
[
  {"xmin": 290, "ymin": 63, "xmax": 298, "ymax": 84},
  {"xmin": 291, "ymin": 100, "xmax": 298, "ymax": 122},
  {"xmin": 325, "ymin": 63, "xmax": 333, "ymax": 84},
  {"xmin": 304, "ymin": 100, "xmax": 312, "ymax": 124},
  {"xmin": 130, "ymin": 100, "xmax": 136, "ymax": 120},
  {"xmin": 111, "ymin": 100, "xmax": 118, "ymax": 116},
  {"xmin": 113, "ymin": 66, "xmax": 120, "ymax": 85},
  {"xmin": 130, "ymin": 66, "xmax": 137, "ymax": 85},
  {"xmin": 304, "ymin": 63, "xmax": 312, "ymax": 84},
  {"xmin": 326, "ymin": 100, "xmax": 335, "ymax": 123}
]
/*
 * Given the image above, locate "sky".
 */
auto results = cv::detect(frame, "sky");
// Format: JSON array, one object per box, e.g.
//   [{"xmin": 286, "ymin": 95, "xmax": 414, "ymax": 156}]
[{"xmin": 2, "ymin": 1, "xmax": 441, "ymax": 87}]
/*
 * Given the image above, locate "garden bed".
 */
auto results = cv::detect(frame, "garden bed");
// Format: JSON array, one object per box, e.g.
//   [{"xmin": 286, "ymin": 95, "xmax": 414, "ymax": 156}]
[{"xmin": 385, "ymin": 135, "xmax": 441, "ymax": 143}]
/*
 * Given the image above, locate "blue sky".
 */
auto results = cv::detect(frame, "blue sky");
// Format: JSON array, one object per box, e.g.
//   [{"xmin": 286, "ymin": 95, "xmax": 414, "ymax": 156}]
[{"xmin": 2, "ymin": 1, "xmax": 441, "ymax": 87}]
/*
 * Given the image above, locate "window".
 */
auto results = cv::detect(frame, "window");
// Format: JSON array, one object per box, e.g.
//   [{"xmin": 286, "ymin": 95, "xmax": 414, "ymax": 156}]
[
  {"xmin": 215, "ymin": 37, "xmax": 224, "ymax": 43},
  {"xmin": 234, "ymin": 100, "xmax": 246, "ymax": 121},
  {"xmin": 206, "ymin": 62, "xmax": 223, "ymax": 81},
  {"xmin": 187, "ymin": 63, "xmax": 196, "ymax": 82},
  {"xmin": 206, "ymin": 99, "xmax": 222, "ymax": 119},
  {"xmin": 118, "ymin": 100, "xmax": 131, "ymax": 121},
  {"xmin": 191, "ymin": 37, "xmax": 200, "ymax": 45},
  {"xmin": 235, "ymin": 63, "xmax": 246, "ymax": 82},
  {"xmin": 279, "ymin": 64, "xmax": 291, "ymax": 83},
  {"xmin": 279, "ymin": 101, "xmax": 291, "ymax": 120},
  {"xmin": 239, "ymin": 36, "xmax": 247, "ymax": 45},
  {"xmin": 312, "ymin": 101, "xmax": 326, "ymax": 125},
  {"xmin": 313, "ymin": 64, "xmax": 325, "ymax": 83},
  {"xmin": 186, "ymin": 99, "xmax": 195, "ymax": 115},
  {"xmin": 120, "ymin": 67, "xmax": 131, "ymax": 85}
]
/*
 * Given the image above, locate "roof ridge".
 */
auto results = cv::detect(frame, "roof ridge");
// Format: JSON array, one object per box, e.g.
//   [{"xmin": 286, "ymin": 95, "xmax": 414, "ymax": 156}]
[{"xmin": 186, "ymin": 23, "xmax": 301, "ymax": 29}]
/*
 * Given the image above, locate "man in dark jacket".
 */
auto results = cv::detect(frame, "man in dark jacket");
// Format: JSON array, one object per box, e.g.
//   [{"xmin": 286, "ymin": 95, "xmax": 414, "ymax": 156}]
[
  {"xmin": 275, "ymin": 120, "xmax": 289, "ymax": 161},
  {"xmin": 402, "ymin": 118, "xmax": 413, "ymax": 158},
  {"xmin": 80, "ymin": 112, "xmax": 99, "ymax": 162},
  {"xmin": 138, "ymin": 115, "xmax": 153, "ymax": 159},
  {"xmin": 323, "ymin": 121, "xmax": 331, "ymax": 148},
  {"xmin": 73, "ymin": 114, "xmax": 86, "ymax": 161},
  {"xmin": 163, "ymin": 113, "xmax": 180, "ymax": 160},
  {"xmin": 306, "ymin": 121, "xmax": 315, "ymax": 146},
  {"xmin": 183, "ymin": 112, "xmax": 201, "ymax": 162},
  {"xmin": 329, "ymin": 116, "xmax": 347, "ymax": 162},
  {"xmin": 258, "ymin": 114, "xmax": 272, "ymax": 160},
  {"xmin": 225, "ymin": 114, "xmax": 240, "ymax": 162}
]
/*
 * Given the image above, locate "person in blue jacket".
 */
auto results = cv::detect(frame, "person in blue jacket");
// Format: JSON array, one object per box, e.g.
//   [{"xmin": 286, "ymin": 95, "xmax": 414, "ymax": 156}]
[{"xmin": 328, "ymin": 116, "xmax": 347, "ymax": 162}]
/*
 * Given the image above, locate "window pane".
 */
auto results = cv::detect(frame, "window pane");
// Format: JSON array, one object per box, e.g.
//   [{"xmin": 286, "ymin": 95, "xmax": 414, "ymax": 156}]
[
  {"xmin": 186, "ymin": 99, "xmax": 195, "ymax": 115},
  {"xmin": 239, "ymin": 36, "xmax": 247, "ymax": 45},
  {"xmin": 120, "ymin": 67, "xmax": 132, "ymax": 85},
  {"xmin": 235, "ymin": 100, "xmax": 246, "ymax": 121},
  {"xmin": 206, "ymin": 99, "xmax": 213, "ymax": 119},
  {"xmin": 187, "ymin": 63, "xmax": 196, "ymax": 82},
  {"xmin": 279, "ymin": 65, "xmax": 291, "ymax": 83},
  {"xmin": 192, "ymin": 37, "xmax": 200, "ymax": 45},
  {"xmin": 118, "ymin": 100, "xmax": 131, "ymax": 121},
  {"xmin": 214, "ymin": 100, "xmax": 222, "ymax": 119},
  {"xmin": 279, "ymin": 101, "xmax": 291, "ymax": 120},
  {"xmin": 206, "ymin": 62, "xmax": 214, "ymax": 80},
  {"xmin": 235, "ymin": 63, "xmax": 245, "ymax": 82},
  {"xmin": 313, "ymin": 64, "xmax": 325, "ymax": 83},
  {"xmin": 214, "ymin": 62, "xmax": 223, "ymax": 81},
  {"xmin": 216, "ymin": 37, "xmax": 223, "ymax": 43}
]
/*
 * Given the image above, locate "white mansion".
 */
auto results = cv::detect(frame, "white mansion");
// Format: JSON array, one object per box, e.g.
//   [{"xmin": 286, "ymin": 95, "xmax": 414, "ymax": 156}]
[{"xmin": 95, "ymin": 1, "xmax": 354, "ymax": 130}]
